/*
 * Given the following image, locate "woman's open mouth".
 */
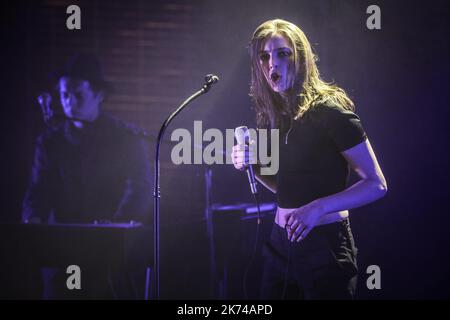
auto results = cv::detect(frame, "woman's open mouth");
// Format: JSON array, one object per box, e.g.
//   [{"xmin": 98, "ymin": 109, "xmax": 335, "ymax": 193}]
[{"xmin": 270, "ymin": 72, "xmax": 281, "ymax": 83}]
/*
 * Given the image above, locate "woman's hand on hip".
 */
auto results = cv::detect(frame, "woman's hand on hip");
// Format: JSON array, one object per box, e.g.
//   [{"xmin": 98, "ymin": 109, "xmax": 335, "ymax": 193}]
[{"xmin": 285, "ymin": 201, "xmax": 324, "ymax": 242}]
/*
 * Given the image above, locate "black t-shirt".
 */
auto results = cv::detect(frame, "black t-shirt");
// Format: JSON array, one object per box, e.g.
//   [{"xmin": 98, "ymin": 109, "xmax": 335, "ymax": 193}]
[{"xmin": 277, "ymin": 102, "xmax": 367, "ymax": 208}]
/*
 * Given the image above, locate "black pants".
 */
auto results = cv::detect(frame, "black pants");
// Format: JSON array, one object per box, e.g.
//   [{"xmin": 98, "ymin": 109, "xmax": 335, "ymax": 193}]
[{"xmin": 260, "ymin": 219, "xmax": 358, "ymax": 300}]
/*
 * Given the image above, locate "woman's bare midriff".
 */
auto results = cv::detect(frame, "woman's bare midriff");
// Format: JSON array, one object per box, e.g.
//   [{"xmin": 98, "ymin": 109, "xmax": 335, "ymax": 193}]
[{"xmin": 275, "ymin": 207, "xmax": 349, "ymax": 228}]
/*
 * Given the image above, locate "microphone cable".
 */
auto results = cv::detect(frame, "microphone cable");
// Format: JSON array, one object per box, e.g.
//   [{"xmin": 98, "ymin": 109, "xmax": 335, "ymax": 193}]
[{"xmin": 242, "ymin": 191, "xmax": 262, "ymax": 299}]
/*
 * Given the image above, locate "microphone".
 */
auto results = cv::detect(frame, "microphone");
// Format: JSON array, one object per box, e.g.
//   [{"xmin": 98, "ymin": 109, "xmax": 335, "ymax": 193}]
[
  {"xmin": 235, "ymin": 126, "xmax": 258, "ymax": 194},
  {"xmin": 37, "ymin": 92, "xmax": 54, "ymax": 124},
  {"xmin": 202, "ymin": 74, "xmax": 219, "ymax": 93},
  {"xmin": 205, "ymin": 74, "xmax": 219, "ymax": 85}
]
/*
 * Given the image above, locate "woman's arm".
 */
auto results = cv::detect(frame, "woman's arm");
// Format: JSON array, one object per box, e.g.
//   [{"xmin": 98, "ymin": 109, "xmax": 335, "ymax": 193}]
[
  {"xmin": 314, "ymin": 138, "xmax": 387, "ymax": 214},
  {"xmin": 254, "ymin": 164, "xmax": 277, "ymax": 194},
  {"xmin": 286, "ymin": 138, "xmax": 387, "ymax": 242}
]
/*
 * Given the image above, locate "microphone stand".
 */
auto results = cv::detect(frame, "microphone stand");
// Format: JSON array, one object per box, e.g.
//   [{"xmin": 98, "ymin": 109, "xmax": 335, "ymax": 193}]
[{"xmin": 153, "ymin": 74, "xmax": 218, "ymax": 300}]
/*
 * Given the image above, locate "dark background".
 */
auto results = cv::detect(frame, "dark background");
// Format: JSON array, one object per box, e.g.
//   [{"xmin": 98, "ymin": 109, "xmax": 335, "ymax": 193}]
[{"xmin": 1, "ymin": 0, "xmax": 449, "ymax": 299}]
